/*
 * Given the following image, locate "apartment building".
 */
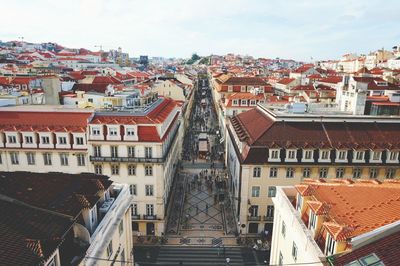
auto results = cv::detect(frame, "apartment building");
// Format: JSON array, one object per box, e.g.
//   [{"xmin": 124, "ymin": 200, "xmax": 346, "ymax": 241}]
[
  {"xmin": 226, "ymin": 104, "xmax": 400, "ymax": 235},
  {"xmin": 88, "ymin": 97, "xmax": 181, "ymax": 236},
  {"xmin": 270, "ymin": 179, "xmax": 400, "ymax": 265},
  {"xmin": 0, "ymin": 171, "xmax": 133, "ymax": 266},
  {"xmin": 0, "ymin": 97, "xmax": 182, "ymax": 236}
]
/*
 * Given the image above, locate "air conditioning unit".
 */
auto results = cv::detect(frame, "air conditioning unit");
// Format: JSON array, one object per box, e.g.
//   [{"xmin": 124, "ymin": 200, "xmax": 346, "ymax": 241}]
[{"xmin": 99, "ymin": 197, "xmax": 115, "ymax": 216}]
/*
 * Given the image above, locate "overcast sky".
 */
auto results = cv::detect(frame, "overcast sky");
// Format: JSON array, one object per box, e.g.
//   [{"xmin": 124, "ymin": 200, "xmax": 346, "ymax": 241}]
[{"xmin": 1, "ymin": 0, "xmax": 399, "ymax": 60}]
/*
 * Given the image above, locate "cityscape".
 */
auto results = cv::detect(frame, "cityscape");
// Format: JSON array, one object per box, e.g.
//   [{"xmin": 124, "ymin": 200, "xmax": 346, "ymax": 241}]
[{"xmin": 1, "ymin": 1, "xmax": 400, "ymax": 266}]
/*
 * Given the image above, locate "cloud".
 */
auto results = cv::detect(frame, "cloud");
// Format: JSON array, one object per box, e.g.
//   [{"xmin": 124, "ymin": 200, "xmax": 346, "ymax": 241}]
[{"xmin": 0, "ymin": 0, "xmax": 399, "ymax": 60}]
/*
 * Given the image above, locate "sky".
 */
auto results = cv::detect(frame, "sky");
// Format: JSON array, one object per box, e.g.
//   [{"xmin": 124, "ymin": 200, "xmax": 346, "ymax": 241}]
[{"xmin": 1, "ymin": 0, "xmax": 399, "ymax": 61}]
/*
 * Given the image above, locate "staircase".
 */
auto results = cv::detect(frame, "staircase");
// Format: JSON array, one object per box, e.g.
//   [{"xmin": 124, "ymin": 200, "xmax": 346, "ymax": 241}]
[{"xmin": 154, "ymin": 246, "xmax": 247, "ymax": 265}]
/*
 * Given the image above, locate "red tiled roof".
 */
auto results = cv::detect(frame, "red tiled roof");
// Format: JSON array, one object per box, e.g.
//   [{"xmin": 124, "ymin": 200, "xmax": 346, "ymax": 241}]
[
  {"xmin": 318, "ymin": 76, "xmax": 343, "ymax": 84},
  {"xmin": 300, "ymin": 180, "xmax": 400, "ymax": 241},
  {"xmin": 138, "ymin": 126, "xmax": 160, "ymax": 142},
  {"xmin": 217, "ymin": 76, "xmax": 269, "ymax": 86},
  {"xmin": 229, "ymin": 107, "xmax": 400, "ymax": 163},
  {"xmin": 0, "ymin": 111, "xmax": 92, "ymax": 132},
  {"xmin": 292, "ymin": 64, "xmax": 315, "ymax": 74},
  {"xmin": 276, "ymin": 78, "xmax": 295, "ymax": 85},
  {"xmin": 333, "ymin": 230, "xmax": 400, "ymax": 266}
]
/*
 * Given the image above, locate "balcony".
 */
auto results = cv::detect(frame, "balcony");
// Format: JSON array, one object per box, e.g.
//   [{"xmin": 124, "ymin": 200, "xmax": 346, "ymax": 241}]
[
  {"xmin": 263, "ymin": 215, "xmax": 274, "ymax": 222},
  {"xmin": 131, "ymin": 214, "xmax": 141, "ymax": 220},
  {"xmin": 143, "ymin": 215, "xmax": 157, "ymax": 220},
  {"xmin": 89, "ymin": 156, "xmax": 164, "ymax": 163},
  {"xmin": 248, "ymin": 215, "xmax": 261, "ymax": 221}
]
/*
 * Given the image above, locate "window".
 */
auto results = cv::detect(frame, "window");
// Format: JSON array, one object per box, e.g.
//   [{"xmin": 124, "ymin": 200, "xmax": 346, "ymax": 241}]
[
  {"xmin": 320, "ymin": 150, "xmax": 330, "ymax": 160},
  {"xmin": 303, "ymin": 167, "xmax": 311, "ymax": 178},
  {"xmin": 325, "ymin": 234, "xmax": 336, "ymax": 256},
  {"xmin": 130, "ymin": 184, "xmax": 137, "ymax": 195},
  {"xmin": 106, "ymin": 241, "xmax": 113, "ymax": 257},
  {"xmin": 253, "ymin": 167, "xmax": 261, "ymax": 177},
  {"xmin": 372, "ymin": 151, "xmax": 381, "ymax": 161},
  {"xmin": 266, "ymin": 205, "xmax": 274, "ymax": 218},
  {"xmin": 126, "ymin": 128, "xmax": 135, "ymax": 136},
  {"xmin": 8, "ymin": 135, "xmax": 17, "ymax": 143},
  {"xmin": 388, "ymin": 151, "xmax": 398, "ymax": 162},
  {"xmin": 111, "ymin": 146, "xmax": 118, "ymax": 158},
  {"xmin": 145, "ymin": 185, "xmax": 154, "ymax": 196},
  {"xmin": 43, "ymin": 153, "xmax": 52, "ymax": 165},
  {"xmin": 145, "ymin": 165, "xmax": 153, "ymax": 176},
  {"xmin": 269, "ymin": 167, "xmax": 277, "ymax": 178},
  {"xmin": 286, "ymin": 167, "xmax": 294, "ymax": 178},
  {"xmin": 41, "ymin": 136, "xmax": 50, "ymax": 144},
  {"xmin": 119, "ymin": 221, "xmax": 124, "ymax": 236},
  {"xmin": 58, "ymin": 136, "xmax": 67, "ymax": 145},
  {"xmin": 145, "ymin": 147, "xmax": 153, "ymax": 158},
  {"xmin": 304, "ymin": 150, "xmax": 313, "ymax": 160},
  {"xmin": 76, "ymin": 154, "xmax": 85, "ymax": 166},
  {"xmin": 92, "ymin": 127, "xmax": 100, "ymax": 135},
  {"xmin": 146, "ymin": 204, "xmax": 154, "ymax": 216},
  {"xmin": 60, "ymin": 153, "xmax": 69, "ymax": 166},
  {"xmin": 355, "ymin": 151, "xmax": 364, "ymax": 161},
  {"xmin": 319, "ymin": 168, "xmax": 328, "ymax": 178},
  {"xmin": 109, "ymin": 128, "xmax": 118, "ymax": 136},
  {"xmin": 0, "ymin": 153, "xmax": 2, "ymax": 164},
  {"xmin": 25, "ymin": 136, "xmax": 33, "ymax": 144},
  {"xmin": 241, "ymin": 99, "xmax": 247, "ymax": 105},
  {"xmin": 111, "ymin": 164, "xmax": 119, "ymax": 175},
  {"xmin": 95, "ymin": 164, "xmax": 103, "ymax": 174},
  {"xmin": 353, "ymin": 168, "xmax": 361, "ymax": 179},
  {"xmin": 26, "ymin": 152, "xmax": 35, "ymax": 165},
  {"xmin": 336, "ymin": 168, "xmax": 344, "ymax": 178},
  {"xmin": 281, "ymin": 221, "xmax": 286, "ymax": 237},
  {"xmin": 131, "ymin": 203, "xmax": 138, "ymax": 216},
  {"xmin": 128, "ymin": 165, "xmax": 136, "ymax": 175},
  {"xmin": 93, "ymin": 146, "xmax": 101, "ymax": 157},
  {"xmin": 251, "ymin": 186, "xmax": 260, "ymax": 197},
  {"xmin": 10, "ymin": 152, "xmax": 19, "ymax": 165},
  {"xmin": 292, "ymin": 242, "xmax": 298, "ymax": 261},
  {"xmin": 369, "ymin": 168, "xmax": 378, "ymax": 179},
  {"xmin": 345, "ymin": 253, "xmax": 384, "ymax": 266},
  {"xmin": 309, "ymin": 211, "xmax": 316, "ymax": 229},
  {"xmin": 232, "ymin": 99, "xmax": 238, "ymax": 106},
  {"xmin": 337, "ymin": 150, "xmax": 347, "ymax": 160},
  {"xmin": 75, "ymin": 137, "xmax": 84, "ymax": 145},
  {"xmin": 127, "ymin": 146, "xmax": 135, "ymax": 157},
  {"xmin": 287, "ymin": 150, "xmax": 296, "ymax": 160},
  {"xmin": 386, "ymin": 168, "xmax": 395, "ymax": 179},
  {"xmin": 268, "ymin": 186, "xmax": 276, "ymax": 197},
  {"xmin": 250, "ymin": 205, "xmax": 258, "ymax": 217},
  {"xmin": 270, "ymin": 149, "xmax": 280, "ymax": 159}
]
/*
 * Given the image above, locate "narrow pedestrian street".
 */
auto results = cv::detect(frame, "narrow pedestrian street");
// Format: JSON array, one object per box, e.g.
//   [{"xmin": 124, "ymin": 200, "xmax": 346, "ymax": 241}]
[
  {"xmin": 165, "ymin": 76, "xmax": 237, "ymax": 246},
  {"xmin": 135, "ymin": 76, "xmax": 269, "ymax": 265}
]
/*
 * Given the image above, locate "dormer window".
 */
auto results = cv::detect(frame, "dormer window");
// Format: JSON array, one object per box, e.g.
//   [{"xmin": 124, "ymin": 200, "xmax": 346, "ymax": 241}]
[
  {"xmin": 336, "ymin": 150, "xmax": 347, "ymax": 161},
  {"xmin": 309, "ymin": 210, "xmax": 316, "ymax": 230},
  {"xmin": 249, "ymin": 100, "xmax": 256, "ymax": 106},
  {"xmin": 240, "ymin": 86, "xmax": 246, "ymax": 92},
  {"xmin": 296, "ymin": 193, "xmax": 302, "ymax": 212},
  {"xmin": 228, "ymin": 86, "xmax": 233, "ymax": 92},
  {"xmin": 109, "ymin": 128, "xmax": 118, "ymax": 136},
  {"xmin": 41, "ymin": 136, "xmax": 50, "ymax": 144},
  {"xmin": 232, "ymin": 100, "xmax": 239, "ymax": 106},
  {"xmin": 387, "ymin": 150, "xmax": 399, "ymax": 163},
  {"xmin": 269, "ymin": 149, "xmax": 280, "ymax": 161},
  {"xmin": 58, "ymin": 136, "xmax": 67, "ymax": 145},
  {"xmin": 8, "ymin": 135, "xmax": 17, "ymax": 143},
  {"xmin": 126, "ymin": 129, "xmax": 134, "ymax": 136},
  {"xmin": 24, "ymin": 136, "xmax": 33, "ymax": 144},
  {"xmin": 76, "ymin": 137, "xmax": 84, "ymax": 145},
  {"xmin": 241, "ymin": 99, "xmax": 247, "ymax": 106},
  {"xmin": 92, "ymin": 127, "xmax": 101, "ymax": 135},
  {"xmin": 302, "ymin": 150, "xmax": 313, "ymax": 162},
  {"xmin": 325, "ymin": 233, "xmax": 336, "ymax": 256},
  {"xmin": 354, "ymin": 150, "xmax": 365, "ymax": 162},
  {"xmin": 319, "ymin": 150, "xmax": 330, "ymax": 161},
  {"xmin": 370, "ymin": 150, "xmax": 382, "ymax": 162},
  {"xmin": 286, "ymin": 149, "xmax": 297, "ymax": 162}
]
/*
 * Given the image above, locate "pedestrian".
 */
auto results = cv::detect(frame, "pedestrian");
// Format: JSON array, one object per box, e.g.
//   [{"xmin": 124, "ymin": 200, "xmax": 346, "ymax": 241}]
[
  {"xmin": 206, "ymin": 203, "xmax": 208, "ymax": 213},
  {"xmin": 196, "ymin": 204, "xmax": 199, "ymax": 214}
]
